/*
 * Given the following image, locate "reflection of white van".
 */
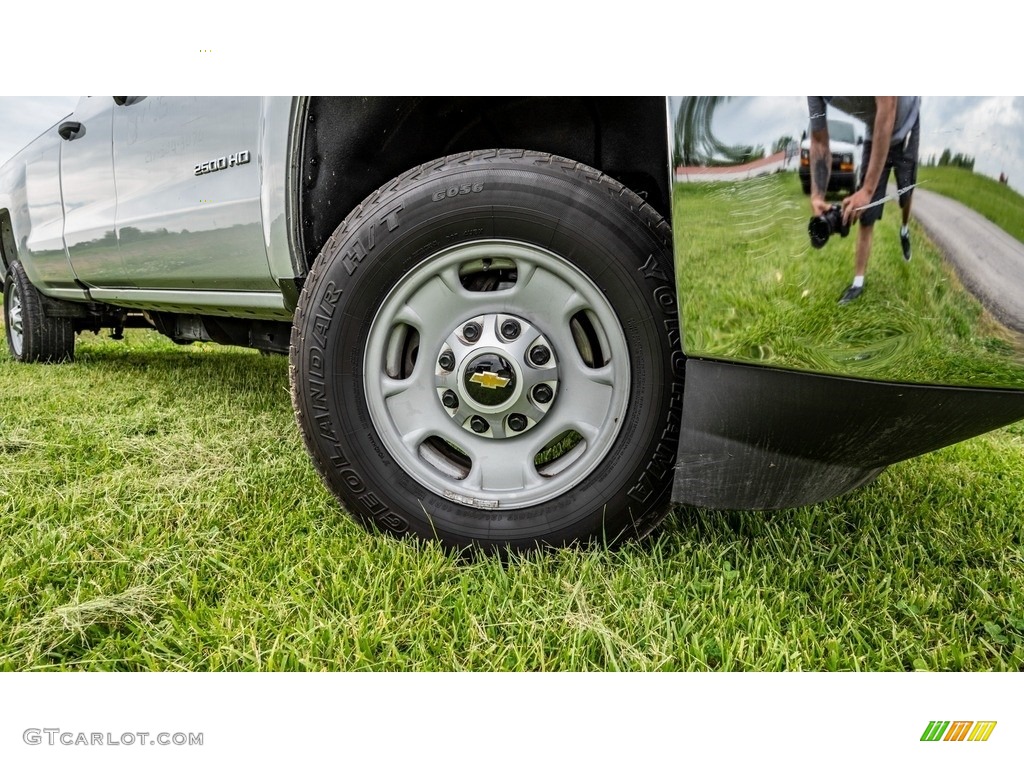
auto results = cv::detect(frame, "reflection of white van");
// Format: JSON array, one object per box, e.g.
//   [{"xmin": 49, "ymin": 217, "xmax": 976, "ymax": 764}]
[{"xmin": 798, "ymin": 119, "xmax": 863, "ymax": 194}]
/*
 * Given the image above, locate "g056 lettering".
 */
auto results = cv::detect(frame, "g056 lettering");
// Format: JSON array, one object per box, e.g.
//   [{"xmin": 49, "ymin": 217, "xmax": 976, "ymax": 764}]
[{"xmin": 432, "ymin": 183, "xmax": 484, "ymax": 202}]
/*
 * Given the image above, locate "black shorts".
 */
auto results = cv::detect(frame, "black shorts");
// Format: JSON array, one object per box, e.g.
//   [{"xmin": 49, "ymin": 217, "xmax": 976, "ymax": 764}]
[{"xmin": 858, "ymin": 116, "xmax": 920, "ymax": 226}]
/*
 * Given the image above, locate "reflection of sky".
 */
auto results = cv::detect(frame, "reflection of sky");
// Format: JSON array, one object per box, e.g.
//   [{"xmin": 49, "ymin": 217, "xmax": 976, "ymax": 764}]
[
  {"xmin": 0, "ymin": 97, "xmax": 77, "ymax": 166},
  {"xmin": 701, "ymin": 96, "xmax": 1024, "ymax": 194},
  {"xmin": 920, "ymin": 96, "xmax": 1023, "ymax": 192}
]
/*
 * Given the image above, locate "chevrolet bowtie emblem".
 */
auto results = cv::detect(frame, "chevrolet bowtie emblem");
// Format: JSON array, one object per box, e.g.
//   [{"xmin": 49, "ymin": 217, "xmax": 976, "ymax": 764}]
[{"xmin": 470, "ymin": 371, "xmax": 511, "ymax": 389}]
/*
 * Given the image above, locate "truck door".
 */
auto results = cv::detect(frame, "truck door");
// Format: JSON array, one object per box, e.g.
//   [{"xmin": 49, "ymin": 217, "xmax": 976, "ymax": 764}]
[
  {"xmin": 111, "ymin": 97, "xmax": 275, "ymax": 292},
  {"xmin": 59, "ymin": 96, "xmax": 125, "ymax": 287}
]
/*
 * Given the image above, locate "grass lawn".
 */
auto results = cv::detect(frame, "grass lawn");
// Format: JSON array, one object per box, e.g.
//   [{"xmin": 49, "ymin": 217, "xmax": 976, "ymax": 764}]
[
  {"xmin": 2, "ymin": 329, "xmax": 1024, "ymax": 671},
  {"xmin": 918, "ymin": 166, "xmax": 1024, "ymax": 243},
  {"xmin": 674, "ymin": 172, "xmax": 1024, "ymax": 388}
]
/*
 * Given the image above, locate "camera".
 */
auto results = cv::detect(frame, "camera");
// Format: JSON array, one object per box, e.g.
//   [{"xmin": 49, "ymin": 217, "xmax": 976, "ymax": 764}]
[{"xmin": 808, "ymin": 204, "xmax": 850, "ymax": 249}]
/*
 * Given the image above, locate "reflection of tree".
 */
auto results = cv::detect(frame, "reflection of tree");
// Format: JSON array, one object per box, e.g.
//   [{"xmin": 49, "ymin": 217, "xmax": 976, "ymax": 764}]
[
  {"xmin": 72, "ymin": 226, "xmax": 171, "ymax": 250},
  {"xmin": 927, "ymin": 149, "xmax": 975, "ymax": 171},
  {"xmin": 673, "ymin": 97, "xmax": 764, "ymax": 167},
  {"xmin": 772, "ymin": 135, "xmax": 794, "ymax": 154}
]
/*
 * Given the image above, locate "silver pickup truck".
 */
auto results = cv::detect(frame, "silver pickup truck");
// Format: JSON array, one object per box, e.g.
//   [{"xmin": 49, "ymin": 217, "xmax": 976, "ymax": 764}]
[{"xmin": 3, "ymin": 96, "xmax": 1024, "ymax": 551}]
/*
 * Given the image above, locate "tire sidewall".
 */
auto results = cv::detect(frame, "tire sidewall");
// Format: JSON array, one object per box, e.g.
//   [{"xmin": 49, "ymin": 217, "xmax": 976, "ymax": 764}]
[{"xmin": 292, "ymin": 155, "xmax": 683, "ymax": 549}]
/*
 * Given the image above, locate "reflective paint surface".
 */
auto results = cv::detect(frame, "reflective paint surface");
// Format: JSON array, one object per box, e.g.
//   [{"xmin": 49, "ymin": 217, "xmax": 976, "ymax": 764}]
[
  {"xmin": 670, "ymin": 96, "xmax": 1024, "ymax": 389},
  {"xmin": 112, "ymin": 97, "xmax": 274, "ymax": 291},
  {"xmin": 60, "ymin": 97, "xmax": 124, "ymax": 286},
  {"xmin": 0, "ymin": 97, "xmax": 288, "ymax": 313}
]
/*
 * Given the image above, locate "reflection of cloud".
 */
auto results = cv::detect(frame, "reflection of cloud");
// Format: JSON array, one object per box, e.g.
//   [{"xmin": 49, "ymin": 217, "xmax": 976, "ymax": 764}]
[
  {"xmin": 919, "ymin": 96, "xmax": 1024, "ymax": 193},
  {"xmin": 710, "ymin": 97, "xmax": 808, "ymax": 152}
]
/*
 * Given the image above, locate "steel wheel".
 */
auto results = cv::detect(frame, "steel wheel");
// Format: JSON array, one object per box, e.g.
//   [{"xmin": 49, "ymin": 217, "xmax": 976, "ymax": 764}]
[
  {"xmin": 6, "ymin": 277, "xmax": 23, "ymax": 357},
  {"xmin": 364, "ymin": 240, "xmax": 630, "ymax": 509}
]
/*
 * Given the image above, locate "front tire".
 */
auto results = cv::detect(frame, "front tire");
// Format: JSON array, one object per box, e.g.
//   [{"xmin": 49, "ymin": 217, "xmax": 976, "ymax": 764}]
[
  {"xmin": 290, "ymin": 150, "xmax": 684, "ymax": 551},
  {"xmin": 3, "ymin": 260, "xmax": 74, "ymax": 362}
]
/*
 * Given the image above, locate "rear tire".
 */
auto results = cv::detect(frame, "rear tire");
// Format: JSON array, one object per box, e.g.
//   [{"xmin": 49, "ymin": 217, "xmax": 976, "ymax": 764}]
[
  {"xmin": 3, "ymin": 261, "xmax": 74, "ymax": 362},
  {"xmin": 290, "ymin": 150, "xmax": 684, "ymax": 552}
]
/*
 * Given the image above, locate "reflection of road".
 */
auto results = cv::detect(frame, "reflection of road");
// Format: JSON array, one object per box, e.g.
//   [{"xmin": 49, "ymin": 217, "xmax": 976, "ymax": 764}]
[
  {"xmin": 913, "ymin": 187, "xmax": 1024, "ymax": 333},
  {"xmin": 675, "ymin": 151, "xmax": 791, "ymax": 182}
]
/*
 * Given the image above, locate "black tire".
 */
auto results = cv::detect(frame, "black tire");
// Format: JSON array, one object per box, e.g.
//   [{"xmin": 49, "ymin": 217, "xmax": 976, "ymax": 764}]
[
  {"xmin": 3, "ymin": 260, "xmax": 74, "ymax": 362},
  {"xmin": 290, "ymin": 150, "xmax": 684, "ymax": 551}
]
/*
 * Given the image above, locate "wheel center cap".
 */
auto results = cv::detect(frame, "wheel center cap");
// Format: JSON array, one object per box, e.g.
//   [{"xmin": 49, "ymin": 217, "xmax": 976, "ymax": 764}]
[{"xmin": 464, "ymin": 354, "xmax": 517, "ymax": 407}]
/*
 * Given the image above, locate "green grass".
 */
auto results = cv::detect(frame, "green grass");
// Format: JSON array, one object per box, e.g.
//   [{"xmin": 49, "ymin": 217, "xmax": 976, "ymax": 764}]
[
  {"xmin": 918, "ymin": 166, "xmax": 1024, "ymax": 243},
  {"xmin": 2, "ymin": 330, "xmax": 1024, "ymax": 670},
  {"xmin": 674, "ymin": 172, "xmax": 1024, "ymax": 388}
]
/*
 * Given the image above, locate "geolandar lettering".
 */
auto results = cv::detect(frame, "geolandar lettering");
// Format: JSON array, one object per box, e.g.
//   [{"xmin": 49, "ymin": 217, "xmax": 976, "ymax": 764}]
[
  {"xmin": 432, "ymin": 182, "xmax": 485, "ymax": 202},
  {"xmin": 194, "ymin": 150, "xmax": 251, "ymax": 176}
]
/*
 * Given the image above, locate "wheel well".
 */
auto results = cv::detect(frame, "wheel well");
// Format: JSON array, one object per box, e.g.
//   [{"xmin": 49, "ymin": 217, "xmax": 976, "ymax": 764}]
[{"xmin": 294, "ymin": 97, "xmax": 670, "ymax": 271}]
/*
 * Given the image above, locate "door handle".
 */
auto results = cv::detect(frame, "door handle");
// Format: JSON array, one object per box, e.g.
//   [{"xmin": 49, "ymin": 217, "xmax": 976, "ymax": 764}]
[{"xmin": 58, "ymin": 121, "xmax": 85, "ymax": 141}]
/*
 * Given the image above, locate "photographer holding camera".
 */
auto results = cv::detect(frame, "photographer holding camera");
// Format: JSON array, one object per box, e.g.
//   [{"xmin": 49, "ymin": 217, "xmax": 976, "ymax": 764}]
[{"xmin": 808, "ymin": 96, "xmax": 921, "ymax": 304}]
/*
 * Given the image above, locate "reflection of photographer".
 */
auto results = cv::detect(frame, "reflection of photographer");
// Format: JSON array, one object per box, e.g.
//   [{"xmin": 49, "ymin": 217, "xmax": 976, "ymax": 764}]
[{"xmin": 808, "ymin": 97, "xmax": 921, "ymax": 304}]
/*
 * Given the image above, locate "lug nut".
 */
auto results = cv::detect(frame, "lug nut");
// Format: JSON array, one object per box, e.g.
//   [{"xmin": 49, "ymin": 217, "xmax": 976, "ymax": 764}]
[
  {"xmin": 438, "ymin": 350, "xmax": 455, "ymax": 371},
  {"xmin": 470, "ymin": 416, "xmax": 489, "ymax": 434},
  {"xmin": 463, "ymin": 322, "xmax": 482, "ymax": 342},
  {"xmin": 507, "ymin": 413, "xmax": 527, "ymax": 432},
  {"xmin": 529, "ymin": 345, "xmax": 551, "ymax": 366},
  {"xmin": 442, "ymin": 390, "xmax": 459, "ymax": 409},
  {"xmin": 533, "ymin": 384, "xmax": 553, "ymax": 404},
  {"xmin": 500, "ymin": 319, "xmax": 521, "ymax": 340}
]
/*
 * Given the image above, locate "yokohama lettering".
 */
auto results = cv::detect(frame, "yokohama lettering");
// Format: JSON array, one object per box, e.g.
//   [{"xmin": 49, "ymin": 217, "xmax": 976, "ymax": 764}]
[{"xmin": 628, "ymin": 381, "xmax": 684, "ymax": 502}]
